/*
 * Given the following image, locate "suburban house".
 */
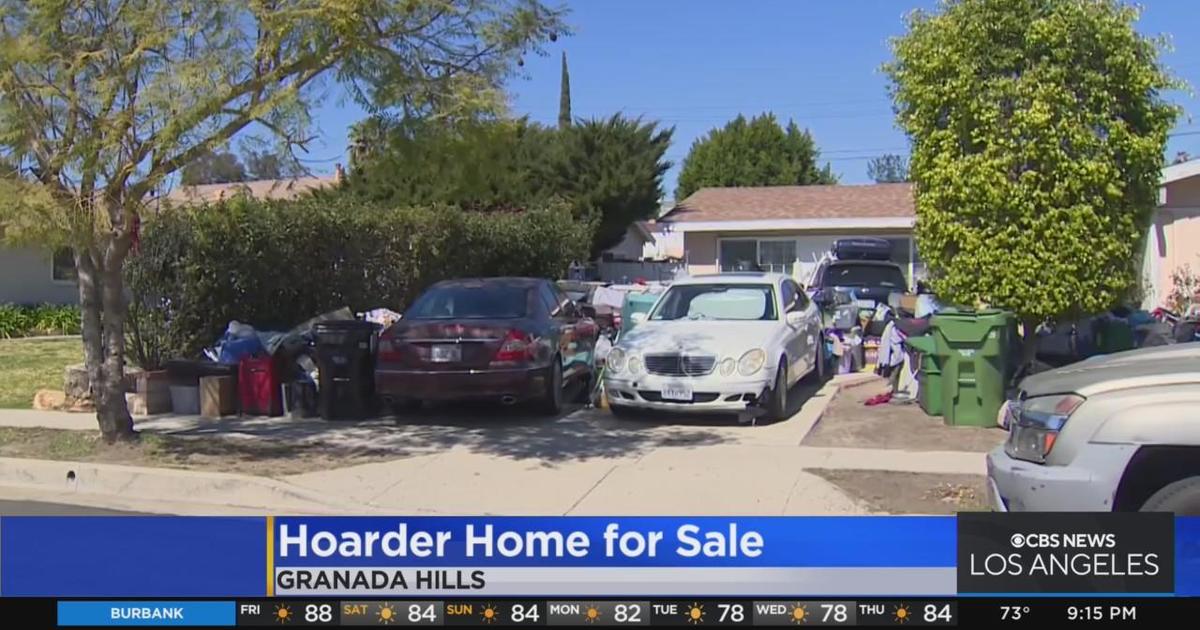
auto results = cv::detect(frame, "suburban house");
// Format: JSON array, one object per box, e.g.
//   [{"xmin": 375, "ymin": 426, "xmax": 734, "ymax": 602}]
[
  {"xmin": 0, "ymin": 173, "xmax": 339, "ymax": 305},
  {"xmin": 660, "ymin": 183, "xmax": 920, "ymax": 284},
  {"xmin": 1145, "ymin": 159, "xmax": 1200, "ymax": 308}
]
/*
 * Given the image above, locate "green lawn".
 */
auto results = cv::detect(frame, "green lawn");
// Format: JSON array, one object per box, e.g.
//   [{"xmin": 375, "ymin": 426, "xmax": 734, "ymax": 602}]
[{"xmin": 0, "ymin": 337, "xmax": 83, "ymax": 408}]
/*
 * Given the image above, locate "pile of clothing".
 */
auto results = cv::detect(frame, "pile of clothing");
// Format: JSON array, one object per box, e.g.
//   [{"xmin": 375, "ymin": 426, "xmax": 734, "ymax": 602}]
[{"xmin": 864, "ymin": 317, "xmax": 930, "ymax": 406}]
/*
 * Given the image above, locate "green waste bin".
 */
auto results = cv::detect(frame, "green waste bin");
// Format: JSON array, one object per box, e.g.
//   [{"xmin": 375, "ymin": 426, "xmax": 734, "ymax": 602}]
[
  {"xmin": 904, "ymin": 334, "xmax": 942, "ymax": 417},
  {"xmin": 930, "ymin": 309, "xmax": 1015, "ymax": 426}
]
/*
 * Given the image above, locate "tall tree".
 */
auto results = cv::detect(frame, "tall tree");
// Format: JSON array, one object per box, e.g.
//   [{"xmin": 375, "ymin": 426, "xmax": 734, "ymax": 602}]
[
  {"xmin": 180, "ymin": 150, "xmax": 247, "ymax": 185},
  {"xmin": 867, "ymin": 154, "xmax": 910, "ymax": 183},
  {"xmin": 886, "ymin": 0, "xmax": 1177, "ymax": 357},
  {"xmin": 346, "ymin": 116, "xmax": 553, "ymax": 211},
  {"xmin": 558, "ymin": 51, "xmax": 572, "ymax": 129},
  {"xmin": 0, "ymin": 0, "xmax": 567, "ymax": 442},
  {"xmin": 345, "ymin": 114, "xmax": 672, "ymax": 255},
  {"xmin": 675, "ymin": 113, "xmax": 837, "ymax": 200},
  {"xmin": 244, "ymin": 150, "xmax": 305, "ymax": 181},
  {"xmin": 548, "ymin": 115, "xmax": 673, "ymax": 255}
]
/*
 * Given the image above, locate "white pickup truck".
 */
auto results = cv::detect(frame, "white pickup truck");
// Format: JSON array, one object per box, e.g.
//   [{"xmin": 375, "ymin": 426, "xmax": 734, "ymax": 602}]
[{"xmin": 988, "ymin": 343, "xmax": 1200, "ymax": 513}]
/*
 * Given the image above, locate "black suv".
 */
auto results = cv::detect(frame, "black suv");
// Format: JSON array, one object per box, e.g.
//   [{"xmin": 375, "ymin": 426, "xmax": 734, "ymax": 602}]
[{"xmin": 809, "ymin": 259, "xmax": 908, "ymax": 304}]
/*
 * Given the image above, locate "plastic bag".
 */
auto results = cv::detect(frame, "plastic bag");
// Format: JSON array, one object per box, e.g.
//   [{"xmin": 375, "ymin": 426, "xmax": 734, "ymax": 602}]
[{"xmin": 594, "ymin": 336, "xmax": 613, "ymax": 363}]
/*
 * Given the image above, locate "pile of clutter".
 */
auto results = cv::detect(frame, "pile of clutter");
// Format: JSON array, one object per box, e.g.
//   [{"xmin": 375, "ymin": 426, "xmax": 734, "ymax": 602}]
[{"xmin": 145, "ymin": 306, "xmax": 396, "ymax": 421}]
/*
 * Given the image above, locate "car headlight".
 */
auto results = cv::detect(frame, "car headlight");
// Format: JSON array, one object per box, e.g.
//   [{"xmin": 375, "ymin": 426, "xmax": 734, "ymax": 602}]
[
  {"xmin": 719, "ymin": 357, "xmax": 736, "ymax": 376},
  {"xmin": 737, "ymin": 348, "xmax": 766, "ymax": 376},
  {"xmin": 1005, "ymin": 393, "xmax": 1084, "ymax": 463},
  {"xmin": 607, "ymin": 348, "xmax": 626, "ymax": 373},
  {"xmin": 627, "ymin": 355, "xmax": 643, "ymax": 375}
]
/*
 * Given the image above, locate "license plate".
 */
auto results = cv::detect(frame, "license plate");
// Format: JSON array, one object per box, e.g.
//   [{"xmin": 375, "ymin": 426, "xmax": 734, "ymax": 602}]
[
  {"xmin": 661, "ymin": 383, "xmax": 693, "ymax": 401},
  {"xmin": 430, "ymin": 344, "xmax": 461, "ymax": 363}
]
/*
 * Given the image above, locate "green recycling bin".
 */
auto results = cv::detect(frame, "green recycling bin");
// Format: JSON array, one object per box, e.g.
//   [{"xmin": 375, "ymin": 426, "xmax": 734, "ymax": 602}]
[
  {"xmin": 930, "ymin": 309, "xmax": 1015, "ymax": 426},
  {"xmin": 904, "ymin": 334, "xmax": 942, "ymax": 416},
  {"xmin": 621, "ymin": 292, "xmax": 660, "ymax": 334}
]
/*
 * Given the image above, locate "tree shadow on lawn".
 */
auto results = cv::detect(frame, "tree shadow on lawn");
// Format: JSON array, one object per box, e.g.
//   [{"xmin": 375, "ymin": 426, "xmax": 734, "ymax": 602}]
[{"xmin": 149, "ymin": 369, "xmax": 828, "ymax": 467}]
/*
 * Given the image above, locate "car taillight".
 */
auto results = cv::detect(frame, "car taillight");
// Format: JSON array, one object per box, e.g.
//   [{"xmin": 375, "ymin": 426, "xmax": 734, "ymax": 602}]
[
  {"xmin": 493, "ymin": 329, "xmax": 534, "ymax": 363},
  {"xmin": 377, "ymin": 337, "xmax": 403, "ymax": 363}
]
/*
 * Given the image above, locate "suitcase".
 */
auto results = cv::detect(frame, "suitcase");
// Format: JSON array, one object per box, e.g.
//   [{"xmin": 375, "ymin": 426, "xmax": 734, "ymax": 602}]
[
  {"xmin": 832, "ymin": 237, "xmax": 893, "ymax": 260},
  {"xmin": 238, "ymin": 356, "xmax": 282, "ymax": 416}
]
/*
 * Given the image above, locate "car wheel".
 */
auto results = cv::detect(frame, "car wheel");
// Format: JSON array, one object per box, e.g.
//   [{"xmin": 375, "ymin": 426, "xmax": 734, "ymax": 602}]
[
  {"xmin": 538, "ymin": 356, "xmax": 564, "ymax": 415},
  {"xmin": 1140, "ymin": 476, "xmax": 1200, "ymax": 515},
  {"xmin": 575, "ymin": 365, "xmax": 596, "ymax": 404},
  {"xmin": 609, "ymin": 403, "xmax": 637, "ymax": 419},
  {"xmin": 764, "ymin": 358, "xmax": 788, "ymax": 422}
]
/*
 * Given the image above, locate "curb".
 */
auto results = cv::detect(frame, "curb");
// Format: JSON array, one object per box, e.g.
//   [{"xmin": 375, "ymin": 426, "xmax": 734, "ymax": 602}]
[{"xmin": 0, "ymin": 457, "xmax": 382, "ymax": 515}]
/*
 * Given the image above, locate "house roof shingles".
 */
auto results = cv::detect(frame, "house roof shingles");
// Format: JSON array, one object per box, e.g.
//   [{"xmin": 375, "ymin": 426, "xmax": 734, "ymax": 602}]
[
  {"xmin": 663, "ymin": 183, "xmax": 914, "ymax": 223},
  {"xmin": 163, "ymin": 174, "xmax": 338, "ymax": 204}
]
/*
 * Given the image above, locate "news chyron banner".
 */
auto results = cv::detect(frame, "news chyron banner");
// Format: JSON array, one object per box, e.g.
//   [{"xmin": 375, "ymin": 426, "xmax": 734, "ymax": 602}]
[
  {"xmin": 267, "ymin": 517, "xmax": 953, "ymax": 597},
  {"xmin": 0, "ymin": 515, "xmax": 1198, "ymax": 598}
]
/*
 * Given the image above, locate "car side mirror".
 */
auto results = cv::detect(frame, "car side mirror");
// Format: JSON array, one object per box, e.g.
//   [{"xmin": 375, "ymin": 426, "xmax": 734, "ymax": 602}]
[
  {"xmin": 630, "ymin": 312, "xmax": 648, "ymax": 325},
  {"xmin": 786, "ymin": 311, "xmax": 805, "ymax": 328}
]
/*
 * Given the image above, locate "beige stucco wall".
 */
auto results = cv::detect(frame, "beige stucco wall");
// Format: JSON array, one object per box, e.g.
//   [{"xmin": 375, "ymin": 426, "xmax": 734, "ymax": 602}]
[
  {"xmin": 682, "ymin": 228, "xmax": 915, "ymax": 281},
  {"xmin": 684, "ymin": 232, "xmax": 719, "ymax": 274},
  {"xmin": 0, "ymin": 246, "xmax": 78, "ymax": 304},
  {"xmin": 1145, "ymin": 175, "xmax": 1200, "ymax": 308},
  {"xmin": 1163, "ymin": 176, "xmax": 1200, "ymax": 208}
]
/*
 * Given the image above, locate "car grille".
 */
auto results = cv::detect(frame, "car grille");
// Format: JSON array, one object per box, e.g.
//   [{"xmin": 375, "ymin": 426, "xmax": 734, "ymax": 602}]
[{"xmin": 643, "ymin": 353, "xmax": 716, "ymax": 376}]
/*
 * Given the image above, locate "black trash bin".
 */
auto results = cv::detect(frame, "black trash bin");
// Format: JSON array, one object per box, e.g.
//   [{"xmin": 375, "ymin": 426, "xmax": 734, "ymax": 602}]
[{"xmin": 313, "ymin": 320, "xmax": 381, "ymax": 420}]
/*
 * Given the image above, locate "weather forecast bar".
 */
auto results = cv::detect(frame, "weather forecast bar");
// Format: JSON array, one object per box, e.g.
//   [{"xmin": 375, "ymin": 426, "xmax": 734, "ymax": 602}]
[{"xmin": 26, "ymin": 597, "xmax": 1200, "ymax": 627}]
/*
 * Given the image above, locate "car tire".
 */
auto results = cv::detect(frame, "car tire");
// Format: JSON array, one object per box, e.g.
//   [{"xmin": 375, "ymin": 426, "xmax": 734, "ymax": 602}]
[
  {"xmin": 575, "ymin": 365, "xmax": 596, "ymax": 404},
  {"xmin": 538, "ymin": 356, "xmax": 564, "ymax": 416},
  {"xmin": 1139, "ymin": 476, "xmax": 1200, "ymax": 515},
  {"xmin": 764, "ymin": 358, "xmax": 788, "ymax": 422},
  {"xmin": 609, "ymin": 403, "xmax": 637, "ymax": 419}
]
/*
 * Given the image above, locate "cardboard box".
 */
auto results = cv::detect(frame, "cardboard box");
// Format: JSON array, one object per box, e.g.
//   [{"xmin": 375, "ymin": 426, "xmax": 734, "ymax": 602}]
[
  {"xmin": 200, "ymin": 375, "xmax": 236, "ymax": 419},
  {"xmin": 899, "ymin": 294, "xmax": 919, "ymax": 314}
]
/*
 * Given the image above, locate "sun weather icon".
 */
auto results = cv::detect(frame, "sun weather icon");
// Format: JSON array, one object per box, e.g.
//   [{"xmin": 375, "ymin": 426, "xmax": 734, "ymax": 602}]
[
  {"xmin": 686, "ymin": 602, "xmax": 705, "ymax": 624},
  {"xmin": 481, "ymin": 604, "xmax": 499, "ymax": 624},
  {"xmin": 377, "ymin": 604, "xmax": 397, "ymax": 625},
  {"xmin": 791, "ymin": 603, "xmax": 808, "ymax": 624},
  {"xmin": 273, "ymin": 603, "xmax": 292, "ymax": 624},
  {"xmin": 894, "ymin": 604, "xmax": 911, "ymax": 624},
  {"xmin": 583, "ymin": 605, "xmax": 602, "ymax": 623}
]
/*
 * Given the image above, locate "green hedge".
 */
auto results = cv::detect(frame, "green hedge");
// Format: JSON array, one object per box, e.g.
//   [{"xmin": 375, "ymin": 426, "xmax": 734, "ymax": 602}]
[
  {"xmin": 125, "ymin": 196, "xmax": 592, "ymax": 361},
  {"xmin": 0, "ymin": 304, "xmax": 82, "ymax": 338}
]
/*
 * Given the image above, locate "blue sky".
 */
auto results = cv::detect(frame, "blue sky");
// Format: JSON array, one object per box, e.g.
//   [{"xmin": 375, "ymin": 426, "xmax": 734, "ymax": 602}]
[{"xmin": 307, "ymin": 0, "xmax": 1200, "ymax": 198}]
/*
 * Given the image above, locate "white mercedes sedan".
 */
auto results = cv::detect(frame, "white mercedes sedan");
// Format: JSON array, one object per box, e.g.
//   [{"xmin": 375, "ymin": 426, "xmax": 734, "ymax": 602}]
[{"xmin": 604, "ymin": 273, "xmax": 824, "ymax": 422}]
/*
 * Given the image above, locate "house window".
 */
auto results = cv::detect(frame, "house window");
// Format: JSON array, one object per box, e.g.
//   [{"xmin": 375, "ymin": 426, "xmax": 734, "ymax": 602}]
[
  {"xmin": 719, "ymin": 239, "xmax": 797, "ymax": 275},
  {"xmin": 719, "ymin": 240, "xmax": 759, "ymax": 272},
  {"xmin": 758, "ymin": 239, "xmax": 797, "ymax": 275},
  {"xmin": 52, "ymin": 247, "xmax": 77, "ymax": 282}
]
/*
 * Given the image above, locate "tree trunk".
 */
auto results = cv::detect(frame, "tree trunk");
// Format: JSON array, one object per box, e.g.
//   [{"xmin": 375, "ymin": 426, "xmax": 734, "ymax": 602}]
[{"xmin": 76, "ymin": 243, "xmax": 136, "ymax": 443}]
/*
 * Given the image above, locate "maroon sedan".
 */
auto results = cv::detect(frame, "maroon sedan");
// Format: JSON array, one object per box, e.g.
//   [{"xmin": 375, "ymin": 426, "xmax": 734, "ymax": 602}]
[{"xmin": 376, "ymin": 277, "xmax": 599, "ymax": 414}]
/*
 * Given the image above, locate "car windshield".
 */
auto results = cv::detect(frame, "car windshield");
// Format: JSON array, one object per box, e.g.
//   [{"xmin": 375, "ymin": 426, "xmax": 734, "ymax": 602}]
[
  {"xmin": 822, "ymin": 264, "xmax": 907, "ymax": 289},
  {"xmin": 650, "ymin": 284, "xmax": 777, "ymax": 321},
  {"xmin": 405, "ymin": 285, "xmax": 528, "ymax": 319}
]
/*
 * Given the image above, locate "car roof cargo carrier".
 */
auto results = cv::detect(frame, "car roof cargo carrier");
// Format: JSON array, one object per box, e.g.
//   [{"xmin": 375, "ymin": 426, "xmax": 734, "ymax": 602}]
[{"xmin": 831, "ymin": 237, "xmax": 893, "ymax": 261}]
